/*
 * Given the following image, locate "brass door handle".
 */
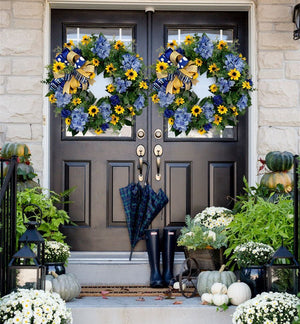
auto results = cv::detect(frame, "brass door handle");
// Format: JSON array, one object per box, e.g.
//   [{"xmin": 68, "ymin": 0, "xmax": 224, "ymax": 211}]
[
  {"xmin": 153, "ymin": 144, "xmax": 162, "ymax": 181},
  {"xmin": 137, "ymin": 145, "xmax": 145, "ymax": 182}
]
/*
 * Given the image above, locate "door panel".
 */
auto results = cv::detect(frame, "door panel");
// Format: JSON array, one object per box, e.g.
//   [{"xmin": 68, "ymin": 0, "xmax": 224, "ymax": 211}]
[{"xmin": 50, "ymin": 10, "xmax": 248, "ymax": 252}]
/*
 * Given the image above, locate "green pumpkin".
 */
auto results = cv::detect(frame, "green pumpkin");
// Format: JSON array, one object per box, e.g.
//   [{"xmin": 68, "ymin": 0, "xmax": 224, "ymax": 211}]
[
  {"xmin": 17, "ymin": 163, "xmax": 36, "ymax": 181},
  {"xmin": 1, "ymin": 142, "xmax": 31, "ymax": 159},
  {"xmin": 265, "ymin": 151, "xmax": 294, "ymax": 172},
  {"xmin": 260, "ymin": 171, "xmax": 293, "ymax": 193},
  {"xmin": 17, "ymin": 180, "xmax": 39, "ymax": 191},
  {"xmin": 197, "ymin": 265, "xmax": 236, "ymax": 296}
]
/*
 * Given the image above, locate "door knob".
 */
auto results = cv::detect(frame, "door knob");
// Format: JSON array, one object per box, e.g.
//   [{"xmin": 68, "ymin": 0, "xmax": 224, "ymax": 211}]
[
  {"xmin": 153, "ymin": 144, "xmax": 162, "ymax": 181},
  {"xmin": 137, "ymin": 145, "xmax": 145, "ymax": 182}
]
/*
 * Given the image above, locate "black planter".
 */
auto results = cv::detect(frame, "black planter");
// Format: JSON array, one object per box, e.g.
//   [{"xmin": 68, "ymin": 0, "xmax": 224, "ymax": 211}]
[
  {"xmin": 240, "ymin": 266, "xmax": 266, "ymax": 297},
  {"xmin": 45, "ymin": 262, "xmax": 66, "ymax": 275}
]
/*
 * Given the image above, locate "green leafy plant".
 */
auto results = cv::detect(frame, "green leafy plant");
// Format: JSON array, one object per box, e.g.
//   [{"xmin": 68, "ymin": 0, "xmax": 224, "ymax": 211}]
[
  {"xmin": 16, "ymin": 187, "xmax": 75, "ymax": 243},
  {"xmin": 225, "ymin": 195, "xmax": 294, "ymax": 269}
]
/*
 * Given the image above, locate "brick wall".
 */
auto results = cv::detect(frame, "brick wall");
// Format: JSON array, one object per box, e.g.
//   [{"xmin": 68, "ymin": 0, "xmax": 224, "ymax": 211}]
[{"xmin": 0, "ymin": 0, "xmax": 299, "ymax": 186}]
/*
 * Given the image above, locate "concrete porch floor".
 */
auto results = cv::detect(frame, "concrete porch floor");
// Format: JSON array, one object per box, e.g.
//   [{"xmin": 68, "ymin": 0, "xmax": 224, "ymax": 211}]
[{"xmin": 67, "ymin": 296, "xmax": 236, "ymax": 324}]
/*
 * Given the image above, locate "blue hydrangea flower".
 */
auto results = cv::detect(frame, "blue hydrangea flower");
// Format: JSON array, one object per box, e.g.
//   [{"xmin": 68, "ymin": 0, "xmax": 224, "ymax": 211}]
[
  {"xmin": 173, "ymin": 107, "xmax": 192, "ymax": 132},
  {"xmin": 247, "ymin": 79, "xmax": 253, "ymax": 86},
  {"xmin": 61, "ymin": 108, "xmax": 71, "ymax": 118},
  {"xmin": 115, "ymin": 77, "xmax": 132, "ymax": 93},
  {"xmin": 202, "ymin": 102, "xmax": 215, "ymax": 122},
  {"xmin": 194, "ymin": 35, "xmax": 214, "ymax": 59},
  {"xmin": 204, "ymin": 123, "xmax": 212, "ymax": 132},
  {"xmin": 55, "ymin": 87, "xmax": 72, "ymax": 108},
  {"xmin": 164, "ymin": 109, "xmax": 174, "ymax": 118},
  {"xmin": 121, "ymin": 54, "xmax": 142, "ymax": 73},
  {"xmin": 213, "ymin": 95, "xmax": 223, "ymax": 106},
  {"xmin": 99, "ymin": 102, "xmax": 112, "ymax": 122},
  {"xmin": 70, "ymin": 107, "xmax": 89, "ymax": 132},
  {"xmin": 91, "ymin": 35, "xmax": 111, "ymax": 59},
  {"xmin": 224, "ymin": 54, "xmax": 245, "ymax": 72},
  {"xmin": 134, "ymin": 95, "xmax": 145, "ymax": 111},
  {"xmin": 158, "ymin": 90, "xmax": 175, "ymax": 108},
  {"xmin": 237, "ymin": 94, "xmax": 248, "ymax": 110},
  {"xmin": 101, "ymin": 123, "xmax": 110, "ymax": 131},
  {"xmin": 218, "ymin": 77, "xmax": 235, "ymax": 94},
  {"xmin": 110, "ymin": 95, "xmax": 120, "ymax": 106}
]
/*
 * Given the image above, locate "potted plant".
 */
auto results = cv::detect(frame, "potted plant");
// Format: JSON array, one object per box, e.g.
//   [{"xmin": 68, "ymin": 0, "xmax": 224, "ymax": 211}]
[
  {"xmin": 44, "ymin": 241, "xmax": 71, "ymax": 275},
  {"xmin": 234, "ymin": 241, "xmax": 274, "ymax": 297},
  {"xmin": 0, "ymin": 289, "xmax": 72, "ymax": 324},
  {"xmin": 177, "ymin": 207, "xmax": 233, "ymax": 270}
]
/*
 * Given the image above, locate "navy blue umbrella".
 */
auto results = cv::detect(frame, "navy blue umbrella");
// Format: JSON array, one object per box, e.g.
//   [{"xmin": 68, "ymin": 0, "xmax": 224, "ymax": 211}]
[{"xmin": 120, "ymin": 162, "xmax": 168, "ymax": 260}]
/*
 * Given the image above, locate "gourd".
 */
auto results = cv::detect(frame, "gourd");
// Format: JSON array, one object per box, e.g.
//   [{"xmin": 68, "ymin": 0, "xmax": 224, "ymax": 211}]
[
  {"xmin": 260, "ymin": 171, "xmax": 293, "ymax": 193},
  {"xmin": 265, "ymin": 151, "xmax": 294, "ymax": 172},
  {"xmin": 212, "ymin": 294, "xmax": 229, "ymax": 306},
  {"xmin": 201, "ymin": 293, "xmax": 213, "ymax": 304},
  {"xmin": 211, "ymin": 282, "xmax": 227, "ymax": 295},
  {"xmin": 1, "ymin": 142, "xmax": 31, "ymax": 159},
  {"xmin": 197, "ymin": 265, "xmax": 236, "ymax": 296},
  {"xmin": 45, "ymin": 272, "xmax": 81, "ymax": 302},
  {"xmin": 227, "ymin": 281, "xmax": 251, "ymax": 306},
  {"xmin": 173, "ymin": 281, "xmax": 186, "ymax": 290}
]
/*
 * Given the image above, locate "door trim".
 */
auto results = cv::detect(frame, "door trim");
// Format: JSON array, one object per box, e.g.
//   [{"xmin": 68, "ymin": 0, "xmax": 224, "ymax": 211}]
[{"xmin": 43, "ymin": 1, "xmax": 257, "ymax": 202}]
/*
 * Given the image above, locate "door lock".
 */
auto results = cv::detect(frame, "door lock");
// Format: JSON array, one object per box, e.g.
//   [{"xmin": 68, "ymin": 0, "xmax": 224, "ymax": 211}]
[
  {"xmin": 137, "ymin": 129, "xmax": 145, "ymax": 139},
  {"xmin": 154, "ymin": 129, "xmax": 162, "ymax": 139}
]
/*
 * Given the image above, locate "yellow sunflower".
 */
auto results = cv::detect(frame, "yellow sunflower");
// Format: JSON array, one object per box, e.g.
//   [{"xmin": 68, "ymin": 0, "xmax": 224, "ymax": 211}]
[
  {"xmin": 242, "ymin": 81, "xmax": 251, "ymax": 90},
  {"xmin": 92, "ymin": 58, "xmax": 100, "ymax": 66},
  {"xmin": 115, "ymin": 105, "xmax": 125, "ymax": 114},
  {"xmin": 191, "ymin": 105, "xmax": 202, "ymax": 117},
  {"xmin": 65, "ymin": 117, "xmax": 71, "ymax": 125},
  {"xmin": 90, "ymin": 72, "xmax": 96, "ymax": 79},
  {"xmin": 81, "ymin": 35, "xmax": 91, "ymax": 45},
  {"xmin": 168, "ymin": 117, "xmax": 174, "ymax": 125},
  {"xmin": 198, "ymin": 128, "xmax": 206, "ymax": 135},
  {"xmin": 152, "ymin": 94, "xmax": 160, "ymax": 103},
  {"xmin": 213, "ymin": 115, "xmax": 222, "ymax": 125},
  {"xmin": 210, "ymin": 84, "xmax": 218, "ymax": 93},
  {"xmin": 128, "ymin": 106, "xmax": 135, "ymax": 116},
  {"xmin": 72, "ymin": 98, "xmax": 82, "ymax": 105},
  {"xmin": 88, "ymin": 105, "xmax": 99, "ymax": 117},
  {"xmin": 195, "ymin": 58, "xmax": 203, "ymax": 67},
  {"xmin": 184, "ymin": 35, "xmax": 194, "ymax": 45},
  {"xmin": 64, "ymin": 40, "xmax": 74, "ymax": 49},
  {"xmin": 228, "ymin": 68, "xmax": 241, "ymax": 80},
  {"xmin": 48, "ymin": 94, "xmax": 56, "ymax": 103},
  {"xmin": 125, "ymin": 69, "xmax": 138, "ymax": 81},
  {"xmin": 53, "ymin": 61, "xmax": 65, "ymax": 73},
  {"xmin": 105, "ymin": 63, "xmax": 117, "ymax": 74},
  {"xmin": 218, "ymin": 105, "xmax": 228, "ymax": 115},
  {"xmin": 136, "ymin": 54, "xmax": 143, "ymax": 61},
  {"xmin": 156, "ymin": 61, "xmax": 169, "ymax": 73},
  {"xmin": 95, "ymin": 129, "xmax": 103, "ymax": 135},
  {"xmin": 139, "ymin": 81, "xmax": 148, "ymax": 90},
  {"xmin": 231, "ymin": 106, "xmax": 239, "ymax": 116},
  {"xmin": 208, "ymin": 63, "xmax": 220, "ymax": 74},
  {"xmin": 217, "ymin": 40, "xmax": 228, "ymax": 50},
  {"xmin": 175, "ymin": 97, "xmax": 185, "ymax": 106},
  {"xmin": 111, "ymin": 114, "xmax": 119, "ymax": 125},
  {"xmin": 114, "ymin": 40, "xmax": 125, "ymax": 50},
  {"xmin": 239, "ymin": 53, "xmax": 246, "ymax": 61},
  {"xmin": 167, "ymin": 40, "xmax": 178, "ymax": 49},
  {"xmin": 106, "ymin": 84, "xmax": 115, "ymax": 93}
]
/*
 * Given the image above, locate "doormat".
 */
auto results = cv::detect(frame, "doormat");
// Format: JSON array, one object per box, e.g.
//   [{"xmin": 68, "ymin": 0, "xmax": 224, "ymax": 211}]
[{"xmin": 79, "ymin": 285, "xmax": 196, "ymax": 297}]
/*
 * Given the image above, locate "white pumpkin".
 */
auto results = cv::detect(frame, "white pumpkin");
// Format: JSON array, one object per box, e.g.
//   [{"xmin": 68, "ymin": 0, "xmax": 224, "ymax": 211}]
[
  {"xmin": 212, "ymin": 294, "xmax": 229, "ymax": 306},
  {"xmin": 173, "ymin": 281, "xmax": 187, "ymax": 290},
  {"xmin": 201, "ymin": 293, "xmax": 213, "ymax": 304},
  {"xmin": 211, "ymin": 282, "xmax": 227, "ymax": 295},
  {"xmin": 227, "ymin": 281, "xmax": 251, "ymax": 305},
  {"xmin": 46, "ymin": 271, "xmax": 81, "ymax": 302}
]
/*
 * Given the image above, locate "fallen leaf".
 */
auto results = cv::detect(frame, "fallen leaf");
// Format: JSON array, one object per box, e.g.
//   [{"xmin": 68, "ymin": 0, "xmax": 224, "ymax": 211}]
[
  {"xmin": 201, "ymin": 301, "xmax": 209, "ymax": 305},
  {"xmin": 173, "ymin": 300, "xmax": 183, "ymax": 305},
  {"xmin": 155, "ymin": 296, "xmax": 164, "ymax": 300},
  {"xmin": 136, "ymin": 297, "xmax": 145, "ymax": 302},
  {"xmin": 101, "ymin": 291, "xmax": 110, "ymax": 299}
]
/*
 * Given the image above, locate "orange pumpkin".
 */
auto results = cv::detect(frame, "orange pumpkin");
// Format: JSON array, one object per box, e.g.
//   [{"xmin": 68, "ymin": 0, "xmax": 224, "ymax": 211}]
[{"xmin": 260, "ymin": 171, "xmax": 293, "ymax": 193}]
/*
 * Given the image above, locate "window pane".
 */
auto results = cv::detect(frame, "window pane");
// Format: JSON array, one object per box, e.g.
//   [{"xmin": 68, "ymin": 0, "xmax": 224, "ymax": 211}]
[
  {"xmin": 166, "ymin": 28, "xmax": 235, "ymax": 140},
  {"xmin": 64, "ymin": 27, "xmax": 133, "ymax": 138}
]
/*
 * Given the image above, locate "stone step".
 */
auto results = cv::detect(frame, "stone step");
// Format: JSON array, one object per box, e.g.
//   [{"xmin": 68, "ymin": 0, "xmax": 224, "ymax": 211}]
[
  {"xmin": 67, "ymin": 296, "xmax": 236, "ymax": 324},
  {"xmin": 66, "ymin": 252, "xmax": 186, "ymax": 286}
]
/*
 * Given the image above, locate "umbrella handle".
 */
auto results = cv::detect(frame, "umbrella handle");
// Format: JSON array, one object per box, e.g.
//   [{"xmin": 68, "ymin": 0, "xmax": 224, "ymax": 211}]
[{"xmin": 143, "ymin": 161, "xmax": 150, "ymax": 185}]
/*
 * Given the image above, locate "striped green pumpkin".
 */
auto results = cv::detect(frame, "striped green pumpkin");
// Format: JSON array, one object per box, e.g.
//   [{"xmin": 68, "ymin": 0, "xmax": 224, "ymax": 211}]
[{"xmin": 265, "ymin": 151, "xmax": 294, "ymax": 172}]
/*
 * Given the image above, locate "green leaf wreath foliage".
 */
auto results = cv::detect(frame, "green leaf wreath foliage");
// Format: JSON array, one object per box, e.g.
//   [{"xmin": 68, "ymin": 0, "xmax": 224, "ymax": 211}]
[
  {"xmin": 150, "ymin": 33, "xmax": 254, "ymax": 136},
  {"xmin": 44, "ymin": 34, "xmax": 148, "ymax": 136}
]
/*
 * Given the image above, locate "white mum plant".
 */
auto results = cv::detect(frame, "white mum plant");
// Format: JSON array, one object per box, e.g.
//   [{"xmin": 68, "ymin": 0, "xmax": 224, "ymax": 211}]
[
  {"xmin": 0, "ymin": 289, "xmax": 73, "ymax": 324},
  {"xmin": 232, "ymin": 291, "xmax": 300, "ymax": 324},
  {"xmin": 193, "ymin": 206, "xmax": 233, "ymax": 229},
  {"xmin": 44, "ymin": 241, "xmax": 71, "ymax": 264}
]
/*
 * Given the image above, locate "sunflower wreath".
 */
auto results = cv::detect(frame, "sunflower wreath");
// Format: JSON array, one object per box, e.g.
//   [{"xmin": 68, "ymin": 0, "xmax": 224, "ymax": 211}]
[
  {"xmin": 44, "ymin": 34, "xmax": 148, "ymax": 136},
  {"xmin": 151, "ymin": 33, "xmax": 254, "ymax": 136}
]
